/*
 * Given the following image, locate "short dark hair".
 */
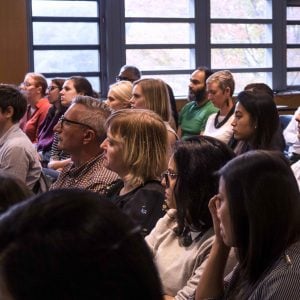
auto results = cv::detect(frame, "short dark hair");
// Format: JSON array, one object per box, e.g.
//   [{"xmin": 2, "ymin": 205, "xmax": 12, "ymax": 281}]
[
  {"xmin": 120, "ymin": 65, "xmax": 141, "ymax": 81},
  {"xmin": 218, "ymin": 150, "xmax": 300, "ymax": 286},
  {"xmin": 0, "ymin": 84, "xmax": 27, "ymax": 122},
  {"xmin": 196, "ymin": 66, "xmax": 214, "ymax": 82},
  {"xmin": 244, "ymin": 82, "xmax": 274, "ymax": 99},
  {"xmin": 236, "ymin": 90, "xmax": 280, "ymax": 150},
  {"xmin": 0, "ymin": 189, "xmax": 163, "ymax": 300},
  {"xmin": 173, "ymin": 136, "xmax": 235, "ymax": 241}
]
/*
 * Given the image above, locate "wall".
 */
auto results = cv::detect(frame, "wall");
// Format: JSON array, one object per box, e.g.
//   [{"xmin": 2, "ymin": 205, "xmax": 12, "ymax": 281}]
[{"xmin": 0, "ymin": 0, "xmax": 29, "ymax": 85}]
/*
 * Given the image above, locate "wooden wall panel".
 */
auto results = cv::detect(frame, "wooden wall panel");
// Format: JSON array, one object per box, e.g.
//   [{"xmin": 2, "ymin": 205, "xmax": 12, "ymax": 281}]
[{"xmin": 0, "ymin": 0, "xmax": 29, "ymax": 85}]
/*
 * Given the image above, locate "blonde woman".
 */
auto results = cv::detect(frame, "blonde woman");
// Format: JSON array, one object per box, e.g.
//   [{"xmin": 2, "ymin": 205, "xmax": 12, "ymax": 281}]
[
  {"xmin": 204, "ymin": 70, "xmax": 235, "ymax": 143},
  {"xmin": 130, "ymin": 78, "xmax": 178, "ymax": 158},
  {"xmin": 101, "ymin": 109, "xmax": 168, "ymax": 236},
  {"xmin": 106, "ymin": 80, "xmax": 132, "ymax": 111}
]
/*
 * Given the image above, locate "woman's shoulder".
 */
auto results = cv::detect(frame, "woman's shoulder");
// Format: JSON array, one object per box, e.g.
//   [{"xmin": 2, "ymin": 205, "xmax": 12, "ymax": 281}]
[{"xmin": 250, "ymin": 241, "xmax": 300, "ymax": 299}]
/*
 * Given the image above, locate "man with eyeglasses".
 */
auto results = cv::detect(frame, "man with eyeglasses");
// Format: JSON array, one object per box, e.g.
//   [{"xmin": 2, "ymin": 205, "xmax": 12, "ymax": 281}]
[
  {"xmin": 0, "ymin": 84, "xmax": 41, "ymax": 190},
  {"xmin": 50, "ymin": 96, "xmax": 118, "ymax": 193}
]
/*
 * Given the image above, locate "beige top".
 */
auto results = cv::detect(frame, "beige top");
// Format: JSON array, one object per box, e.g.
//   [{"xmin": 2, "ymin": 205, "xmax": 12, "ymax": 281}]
[{"xmin": 146, "ymin": 209, "xmax": 214, "ymax": 300}]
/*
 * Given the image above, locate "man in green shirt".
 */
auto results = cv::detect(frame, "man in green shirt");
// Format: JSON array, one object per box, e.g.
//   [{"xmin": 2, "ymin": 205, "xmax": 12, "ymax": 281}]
[{"xmin": 178, "ymin": 67, "xmax": 218, "ymax": 140}]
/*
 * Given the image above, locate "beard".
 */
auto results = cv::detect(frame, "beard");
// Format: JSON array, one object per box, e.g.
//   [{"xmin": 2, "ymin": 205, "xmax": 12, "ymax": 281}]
[{"xmin": 188, "ymin": 87, "xmax": 206, "ymax": 103}]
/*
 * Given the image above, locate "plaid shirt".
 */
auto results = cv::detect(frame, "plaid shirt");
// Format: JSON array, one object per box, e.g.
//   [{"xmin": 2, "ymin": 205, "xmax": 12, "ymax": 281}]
[{"xmin": 50, "ymin": 153, "xmax": 118, "ymax": 194}]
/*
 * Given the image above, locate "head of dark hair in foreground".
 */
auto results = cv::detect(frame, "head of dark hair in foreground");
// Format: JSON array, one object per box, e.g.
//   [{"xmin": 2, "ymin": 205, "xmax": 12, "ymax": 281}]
[
  {"xmin": 0, "ymin": 189, "xmax": 163, "ymax": 300},
  {"xmin": 218, "ymin": 150, "xmax": 300, "ymax": 286},
  {"xmin": 0, "ymin": 172, "xmax": 32, "ymax": 213},
  {"xmin": 173, "ymin": 136, "xmax": 235, "ymax": 244}
]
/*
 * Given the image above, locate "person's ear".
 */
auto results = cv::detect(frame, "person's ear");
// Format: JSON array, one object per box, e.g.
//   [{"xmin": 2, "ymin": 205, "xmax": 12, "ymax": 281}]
[
  {"xmin": 3, "ymin": 106, "xmax": 14, "ymax": 119},
  {"xmin": 82, "ymin": 129, "xmax": 95, "ymax": 144}
]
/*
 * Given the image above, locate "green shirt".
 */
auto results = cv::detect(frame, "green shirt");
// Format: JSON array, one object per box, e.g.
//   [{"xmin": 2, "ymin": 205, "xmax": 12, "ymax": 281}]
[{"xmin": 179, "ymin": 100, "xmax": 218, "ymax": 140}]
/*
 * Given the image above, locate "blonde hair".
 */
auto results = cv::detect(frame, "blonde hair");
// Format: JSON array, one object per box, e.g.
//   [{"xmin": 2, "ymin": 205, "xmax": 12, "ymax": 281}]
[
  {"xmin": 133, "ymin": 78, "xmax": 172, "ymax": 122},
  {"xmin": 25, "ymin": 72, "xmax": 48, "ymax": 96},
  {"xmin": 108, "ymin": 81, "xmax": 132, "ymax": 108},
  {"xmin": 206, "ymin": 70, "xmax": 235, "ymax": 96},
  {"xmin": 105, "ymin": 109, "xmax": 168, "ymax": 186}
]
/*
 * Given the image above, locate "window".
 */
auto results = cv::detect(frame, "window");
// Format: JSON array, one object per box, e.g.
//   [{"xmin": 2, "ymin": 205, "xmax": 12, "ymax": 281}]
[
  {"xmin": 30, "ymin": 0, "xmax": 101, "ymax": 92},
  {"xmin": 28, "ymin": 0, "xmax": 300, "ymax": 97},
  {"xmin": 287, "ymin": 2, "xmax": 300, "ymax": 88}
]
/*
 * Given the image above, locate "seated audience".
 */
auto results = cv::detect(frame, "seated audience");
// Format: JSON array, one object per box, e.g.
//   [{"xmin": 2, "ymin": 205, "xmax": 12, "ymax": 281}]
[
  {"xmin": 48, "ymin": 76, "xmax": 96, "ymax": 174},
  {"xmin": 178, "ymin": 67, "xmax": 217, "ymax": 140},
  {"xmin": 228, "ymin": 90, "xmax": 283, "ymax": 155},
  {"xmin": 196, "ymin": 150, "xmax": 300, "ymax": 300},
  {"xmin": 116, "ymin": 65, "xmax": 178, "ymax": 128},
  {"xmin": 0, "ymin": 84, "xmax": 41, "ymax": 190},
  {"xmin": 19, "ymin": 72, "xmax": 51, "ymax": 143},
  {"xmin": 0, "ymin": 172, "xmax": 32, "ymax": 213},
  {"xmin": 37, "ymin": 78, "xmax": 66, "ymax": 167},
  {"xmin": 102, "ymin": 109, "xmax": 167, "ymax": 236},
  {"xmin": 130, "ymin": 78, "xmax": 178, "ymax": 158},
  {"xmin": 204, "ymin": 70, "xmax": 235, "ymax": 143},
  {"xmin": 146, "ymin": 136, "xmax": 235, "ymax": 300},
  {"xmin": 50, "ymin": 96, "xmax": 118, "ymax": 193},
  {"xmin": 106, "ymin": 80, "xmax": 132, "ymax": 111},
  {"xmin": 0, "ymin": 189, "xmax": 163, "ymax": 300}
]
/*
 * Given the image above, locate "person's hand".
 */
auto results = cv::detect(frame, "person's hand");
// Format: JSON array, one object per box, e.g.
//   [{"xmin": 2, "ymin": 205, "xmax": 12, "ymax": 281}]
[{"xmin": 208, "ymin": 195, "xmax": 223, "ymax": 242}]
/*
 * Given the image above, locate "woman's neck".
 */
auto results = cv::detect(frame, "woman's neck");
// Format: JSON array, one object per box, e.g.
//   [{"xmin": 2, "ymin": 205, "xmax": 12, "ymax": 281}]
[
  {"xmin": 120, "ymin": 174, "xmax": 141, "ymax": 195},
  {"xmin": 219, "ymin": 98, "xmax": 234, "ymax": 116}
]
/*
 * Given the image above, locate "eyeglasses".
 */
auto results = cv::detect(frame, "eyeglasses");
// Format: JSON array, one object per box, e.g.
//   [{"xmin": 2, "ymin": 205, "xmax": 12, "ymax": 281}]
[
  {"xmin": 20, "ymin": 82, "xmax": 34, "ymax": 87},
  {"xmin": 59, "ymin": 115, "xmax": 95, "ymax": 131},
  {"xmin": 116, "ymin": 75, "xmax": 130, "ymax": 82},
  {"xmin": 47, "ymin": 86, "xmax": 59, "ymax": 92},
  {"xmin": 161, "ymin": 170, "xmax": 178, "ymax": 188}
]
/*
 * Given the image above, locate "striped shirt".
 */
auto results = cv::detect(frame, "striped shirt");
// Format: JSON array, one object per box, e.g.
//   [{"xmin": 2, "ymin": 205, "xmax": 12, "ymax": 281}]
[{"xmin": 224, "ymin": 241, "xmax": 300, "ymax": 299}]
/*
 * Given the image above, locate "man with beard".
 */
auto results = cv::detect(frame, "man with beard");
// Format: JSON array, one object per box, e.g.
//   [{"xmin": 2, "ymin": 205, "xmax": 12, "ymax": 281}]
[{"xmin": 178, "ymin": 67, "xmax": 217, "ymax": 140}]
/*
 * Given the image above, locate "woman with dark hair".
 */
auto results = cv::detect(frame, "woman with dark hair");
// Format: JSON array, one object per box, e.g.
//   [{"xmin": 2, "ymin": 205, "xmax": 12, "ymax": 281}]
[
  {"xmin": 146, "ymin": 136, "xmax": 235, "ymax": 300},
  {"xmin": 229, "ymin": 90, "xmax": 283, "ymax": 155},
  {"xmin": 37, "ymin": 78, "xmax": 67, "ymax": 167},
  {"xmin": 0, "ymin": 172, "xmax": 32, "ymax": 213},
  {"xmin": 0, "ymin": 189, "xmax": 163, "ymax": 300},
  {"xmin": 196, "ymin": 150, "xmax": 300, "ymax": 300}
]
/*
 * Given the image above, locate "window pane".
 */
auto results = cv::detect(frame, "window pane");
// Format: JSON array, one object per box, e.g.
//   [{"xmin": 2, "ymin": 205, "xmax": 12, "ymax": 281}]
[
  {"xmin": 145, "ymin": 74, "xmax": 190, "ymax": 97},
  {"xmin": 287, "ymin": 25, "xmax": 300, "ymax": 44},
  {"xmin": 287, "ymin": 72, "xmax": 300, "ymax": 86},
  {"xmin": 86, "ymin": 77, "xmax": 100, "ymax": 93},
  {"xmin": 125, "ymin": 0, "xmax": 194, "ymax": 18},
  {"xmin": 232, "ymin": 72, "xmax": 272, "ymax": 93},
  {"xmin": 126, "ymin": 49, "xmax": 195, "ymax": 70},
  {"xmin": 211, "ymin": 0, "xmax": 272, "ymax": 19},
  {"xmin": 126, "ymin": 23, "xmax": 194, "ymax": 44},
  {"xmin": 33, "ymin": 22, "xmax": 99, "ymax": 45},
  {"xmin": 287, "ymin": 49, "xmax": 300, "ymax": 68},
  {"xmin": 287, "ymin": 7, "xmax": 300, "ymax": 21},
  {"xmin": 34, "ymin": 50, "xmax": 99, "ymax": 73},
  {"xmin": 32, "ymin": 1, "xmax": 98, "ymax": 17},
  {"xmin": 211, "ymin": 24, "xmax": 272, "ymax": 44},
  {"xmin": 211, "ymin": 48, "xmax": 272, "ymax": 69}
]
